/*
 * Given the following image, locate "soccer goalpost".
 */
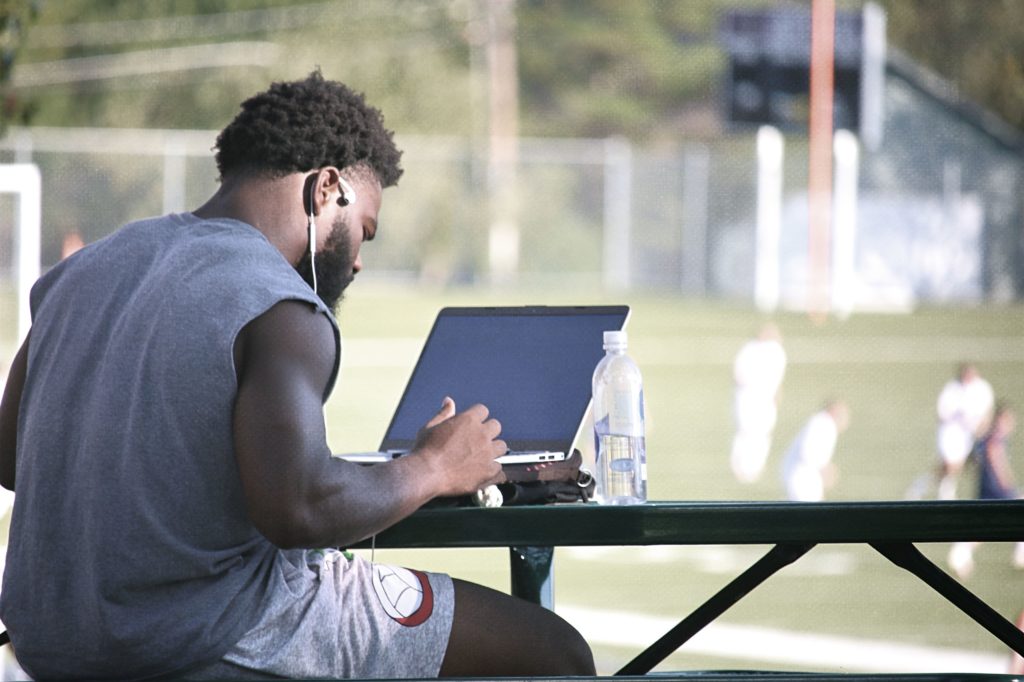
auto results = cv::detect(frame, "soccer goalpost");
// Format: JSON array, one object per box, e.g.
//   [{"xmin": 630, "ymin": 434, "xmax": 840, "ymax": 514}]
[{"xmin": 0, "ymin": 163, "xmax": 41, "ymax": 346}]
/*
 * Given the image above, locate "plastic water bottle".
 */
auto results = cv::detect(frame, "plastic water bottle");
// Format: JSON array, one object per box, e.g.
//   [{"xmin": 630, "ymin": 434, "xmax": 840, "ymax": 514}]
[{"xmin": 592, "ymin": 330, "xmax": 647, "ymax": 504}]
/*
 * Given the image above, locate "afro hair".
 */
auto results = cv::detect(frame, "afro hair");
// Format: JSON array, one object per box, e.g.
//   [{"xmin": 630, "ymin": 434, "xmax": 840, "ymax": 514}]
[{"xmin": 213, "ymin": 70, "xmax": 403, "ymax": 187}]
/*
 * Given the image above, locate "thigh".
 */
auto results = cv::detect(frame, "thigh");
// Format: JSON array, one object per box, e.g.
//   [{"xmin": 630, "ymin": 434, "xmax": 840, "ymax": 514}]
[
  {"xmin": 440, "ymin": 579, "xmax": 595, "ymax": 677},
  {"xmin": 223, "ymin": 551, "xmax": 455, "ymax": 679}
]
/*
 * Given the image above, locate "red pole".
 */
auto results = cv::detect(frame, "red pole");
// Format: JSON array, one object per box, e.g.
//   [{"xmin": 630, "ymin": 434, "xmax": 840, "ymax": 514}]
[{"xmin": 808, "ymin": 0, "xmax": 835, "ymax": 320}]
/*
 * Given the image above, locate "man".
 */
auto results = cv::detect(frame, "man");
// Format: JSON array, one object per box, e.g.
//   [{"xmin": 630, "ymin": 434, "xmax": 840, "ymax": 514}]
[
  {"xmin": 0, "ymin": 72, "xmax": 594, "ymax": 680},
  {"xmin": 729, "ymin": 322, "xmax": 787, "ymax": 483},
  {"xmin": 906, "ymin": 362, "xmax": 995, "ymax": 500},
  {"xmin": 947, "ymin": 402, "xmax": 1024, "ymax": 579},
  {"xmin": 781, "ymin": 399, "xmax": 850, "ymax": 502}
]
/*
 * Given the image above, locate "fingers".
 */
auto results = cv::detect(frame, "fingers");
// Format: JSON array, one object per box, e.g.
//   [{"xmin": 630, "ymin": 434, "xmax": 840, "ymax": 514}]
[
  {"xmin": 464, "ymin": 403, "xmax": 501, "ymax": 431},
  {"xmin": 462, "ymin": 403, "xmax": 489, "ymax": 422},
  {"xmin": 484, "ymin": 418, "xmax": 502, "ymax": 442},
  {"xmin": 465, "ymin": 406, "xmax": 503, "ymax": 453},
  {"xmin": 425, "ymin": 396, "xmax": 457, "ymax": 429}
]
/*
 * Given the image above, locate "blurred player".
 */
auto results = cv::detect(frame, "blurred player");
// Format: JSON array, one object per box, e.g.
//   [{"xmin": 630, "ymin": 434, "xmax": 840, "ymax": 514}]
[
  {"xmin": 781, "ymin": 399, "xmax": 850, "ymax": 502},
  {"xmin": 947, "ymin": 402, "xmax": 1023, "ymax": 579},
  {"xmin": 730, "ymin": 322, "xmax": 787, "ymax": 483},
  {"xmin": 907, "ymin": 362, "xmax": 995, "ymax": 500}
]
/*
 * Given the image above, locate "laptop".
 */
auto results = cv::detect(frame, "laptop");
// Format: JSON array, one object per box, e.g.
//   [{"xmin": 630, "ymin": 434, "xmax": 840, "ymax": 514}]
[{"xmin": 341, "ymin": 305, "xmax": 630, "ymax": 465}]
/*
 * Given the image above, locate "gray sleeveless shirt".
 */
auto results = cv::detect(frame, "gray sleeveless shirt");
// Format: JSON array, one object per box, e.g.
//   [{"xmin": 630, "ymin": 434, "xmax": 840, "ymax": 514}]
[{"xmin": 0, "ymin": 213, "xmax": 340, "ymax": 680}]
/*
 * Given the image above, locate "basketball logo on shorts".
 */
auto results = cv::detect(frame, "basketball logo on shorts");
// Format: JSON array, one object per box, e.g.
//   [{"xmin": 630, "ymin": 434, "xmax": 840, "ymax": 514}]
[{"xmin": 371, "ymin": 565, "xmax": 434, "ymax": 627}]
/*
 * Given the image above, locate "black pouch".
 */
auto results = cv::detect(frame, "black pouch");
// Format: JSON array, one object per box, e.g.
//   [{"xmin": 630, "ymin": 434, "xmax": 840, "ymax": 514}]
[{"xmin": 427, "ymin": 449, "xmax": 594, "ymax": 507}]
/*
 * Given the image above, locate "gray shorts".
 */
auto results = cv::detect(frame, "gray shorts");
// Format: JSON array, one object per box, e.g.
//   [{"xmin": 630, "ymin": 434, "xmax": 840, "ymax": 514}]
[{"xmin": 190, "ymin": 549, "xmax": 454, "ymax": 679}]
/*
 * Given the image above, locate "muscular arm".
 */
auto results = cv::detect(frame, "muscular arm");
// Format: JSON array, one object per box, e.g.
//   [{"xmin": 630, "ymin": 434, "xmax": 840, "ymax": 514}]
[
  {"xmin": 0, "ymin": 332, "xmax": 30, "ymax": 491},
  {"xmin": 233, "ymin": 300, "xmax": 504, "ymax": 549}
]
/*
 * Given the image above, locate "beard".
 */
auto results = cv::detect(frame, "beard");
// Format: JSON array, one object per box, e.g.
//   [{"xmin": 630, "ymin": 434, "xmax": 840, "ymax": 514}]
[{"xmin": 294, "ymin": 215, "xmax": 356, "ymax": 313}]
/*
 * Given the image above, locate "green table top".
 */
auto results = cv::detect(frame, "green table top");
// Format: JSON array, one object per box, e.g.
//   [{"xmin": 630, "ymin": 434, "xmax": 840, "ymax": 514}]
[{"xmin": 355, "ymin": 499, "xmax": 1024, "ymax": 549}]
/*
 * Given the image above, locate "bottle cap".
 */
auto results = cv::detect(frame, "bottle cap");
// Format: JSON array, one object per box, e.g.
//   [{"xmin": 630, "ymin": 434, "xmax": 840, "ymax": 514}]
[{"xmin": 603, "ymin": 330, "xmax": 627, "ymax": 349}]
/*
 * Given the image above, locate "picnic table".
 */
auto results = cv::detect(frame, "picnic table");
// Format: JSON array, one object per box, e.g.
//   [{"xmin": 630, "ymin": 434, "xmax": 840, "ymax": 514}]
[{"xmin": 356, "ymin": 499, "xmax": 1024, "ymax": 676}]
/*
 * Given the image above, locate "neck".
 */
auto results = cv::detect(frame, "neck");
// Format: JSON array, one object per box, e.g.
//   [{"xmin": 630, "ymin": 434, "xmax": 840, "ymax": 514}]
[{"xmin": 193, "ymin": 173, "xmax": 307, "ymax": 264}]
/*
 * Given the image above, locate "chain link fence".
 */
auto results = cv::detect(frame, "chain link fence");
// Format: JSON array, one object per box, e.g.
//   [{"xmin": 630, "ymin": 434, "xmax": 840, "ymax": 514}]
[{"xmin": 0, "ymin": 61, "xmax": 1021, "ymax": 330}]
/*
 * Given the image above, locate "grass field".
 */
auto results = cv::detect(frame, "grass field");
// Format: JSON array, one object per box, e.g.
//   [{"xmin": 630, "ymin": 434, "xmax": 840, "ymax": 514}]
[
  {"xmin": 325, "ymin": 281, "xmax": 1024, "ymax": 675},
  {"xmin": 1, "ymin": 281, "xmax": 1022, "ymax": 673}
]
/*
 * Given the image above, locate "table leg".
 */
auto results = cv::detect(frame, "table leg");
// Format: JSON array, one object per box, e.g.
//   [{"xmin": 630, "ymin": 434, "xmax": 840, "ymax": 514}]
[
  {"xmin": 871, "ymin": 541, "xmax": 1024, "ymax": 657},
  {"xmin": 616, "ymin": 542, "xmax": 815, "ymax": 675},
  {"xmin": 509, "ymin": 546, "xmax": 554, "ymax": 610}
]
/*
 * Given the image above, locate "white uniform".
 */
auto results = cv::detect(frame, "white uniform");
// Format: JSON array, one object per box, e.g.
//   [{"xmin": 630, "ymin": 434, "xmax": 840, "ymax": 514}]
[
  {"xmin": 936, "ymin": 375, "xmax": 994, "ymax": 466},
  {"xmin": 782, "ymin": 410, "xmax": 840, "ymax": 502},
  {"xmin": 730, "ymin": 337, "xmax": 787, "ymax": 482}
]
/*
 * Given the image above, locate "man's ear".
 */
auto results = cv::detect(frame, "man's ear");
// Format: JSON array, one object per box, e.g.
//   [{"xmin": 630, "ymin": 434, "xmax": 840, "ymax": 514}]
[
  {"xmin": 313, "ymin": 167, "xmax": 357, "ymax": 212},
  {"xmin": 305, "ymin": 168, "xmax": 346, "ymax": 218}
]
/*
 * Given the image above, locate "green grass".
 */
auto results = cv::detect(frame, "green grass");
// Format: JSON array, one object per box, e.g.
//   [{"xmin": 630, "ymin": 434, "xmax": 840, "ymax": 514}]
[{"xmin": 327, "ymin": 282, "xmax": 1024, "ymax": 674}]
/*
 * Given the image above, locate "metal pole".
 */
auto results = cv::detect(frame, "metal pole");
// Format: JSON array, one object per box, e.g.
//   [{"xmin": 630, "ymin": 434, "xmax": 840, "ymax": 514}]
[
  {"xmin": 808, "ymin": 0, "xmax": 836, "ymax": 320},
  {"xmin": 603, "ymin": 137, "xmax": 633, "ymax": 291},
  {"xmin": 680, "ymin": 145, "xmax": 709, "ymax": 295},
  {"xmin": 509, "ymin": 546, "xmax": 554, "ymax": 610},
  {"xmin": 0, "ymin": 164, "xmax": 42, "ymax": 344},
  {"xmin": 831, "ymin": 129, "xmax": 859, "ymax": 318},
  {"xmin": 485, "ymin": 0, "xmax": 520, "ymax": 284},
  {"xmin": 755, "ymin": 126, "xmax": 783, "ymax": 312},
  {"xmin": 163, "ymin": 136, "xmax": 187, "ymax": 215}
]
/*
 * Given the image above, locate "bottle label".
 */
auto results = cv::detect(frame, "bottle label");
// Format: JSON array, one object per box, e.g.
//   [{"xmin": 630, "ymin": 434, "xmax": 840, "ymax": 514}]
[
  {"xmin": 609, "ymin": 457, "xmax": 635, "ymax": 473},
  {"xmin": 608, "ymin": 388, "xmax": 643, "ymax": 436}
]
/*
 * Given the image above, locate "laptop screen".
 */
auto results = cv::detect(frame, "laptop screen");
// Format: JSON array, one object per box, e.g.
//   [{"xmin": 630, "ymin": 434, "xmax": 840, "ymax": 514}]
[{"xmin": 380, "ymin": 305, "xmax": 630, "ymax": 453}]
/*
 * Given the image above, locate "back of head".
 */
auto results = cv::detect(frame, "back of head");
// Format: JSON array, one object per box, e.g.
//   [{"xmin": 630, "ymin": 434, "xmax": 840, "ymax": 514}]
[
  {"xmin": 957, "ymin": 362, "xmax": 978, "ymax": 383},
  {"xmin": 757, "ymin": 321, "xmax": 781, "ymax": 342},
  {"xmin": 213, "ymin": 70, "xmax": 403, "ymax": 186}
]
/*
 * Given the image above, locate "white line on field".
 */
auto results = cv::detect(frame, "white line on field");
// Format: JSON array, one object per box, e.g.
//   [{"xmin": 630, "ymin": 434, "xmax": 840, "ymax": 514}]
[
  {"xmin": 563, "ymin": 545, "xmax": 858, "ymax": 576},
  {"xmin": 338, "ymin": 336, "xmax": 1024, "ymax": 368},
  {"xmin": 557, "ymin": 604, "xmax": 1008, "ymax": 674}
]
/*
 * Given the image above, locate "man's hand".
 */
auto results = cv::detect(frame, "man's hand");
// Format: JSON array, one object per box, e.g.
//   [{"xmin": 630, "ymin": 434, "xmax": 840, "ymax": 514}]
[{"xmin": 411, "ymin": 398, "xmax": 506, "ymax": 497}]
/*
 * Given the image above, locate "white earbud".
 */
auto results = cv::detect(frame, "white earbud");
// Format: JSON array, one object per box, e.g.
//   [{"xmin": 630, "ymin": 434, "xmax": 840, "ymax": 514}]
[
  {"xmin": 338, "ymin": 176, "xmax": 357, "ymax": 206},
  {"xmin": 307, "ymin": 180, "xmax": 318, "ymax": 294}
]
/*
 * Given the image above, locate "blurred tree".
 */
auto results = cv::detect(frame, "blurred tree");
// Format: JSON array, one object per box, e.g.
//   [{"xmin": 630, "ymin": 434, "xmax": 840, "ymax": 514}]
[
  {"xmin": 5, "ymin": 0, "xmax": 1023, "ymax": 138},
  {"xmin": 516, "ymin": 0, "xmax": 728, "ymax": 143},
  {"xmin": 13, "ymin": 0, "xmax": 302, "ymax": 129},
  {"xmin": 878, "ymin": 0, "xmax": 1024, "ymax": 132},
  {"xmin": 0, "ymin": 0, "xmax": 40, "ymax": 132},
  {"xmin": 11, "ymin": 0, "xmax": 475, "ymax": 132}
]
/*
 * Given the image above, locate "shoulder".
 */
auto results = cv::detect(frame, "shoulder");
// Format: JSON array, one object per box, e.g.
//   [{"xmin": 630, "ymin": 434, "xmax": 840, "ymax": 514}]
[
  {"xmin": 235, "ymin": 300, "xmax": 340, "ymax": 399},
  {"xmin": 243, "ymin": 300, "xmax": 335, "ymax": 354},
  {"xmin": 962, "ymin": 378, "xmax": 994, "ymax": 405}
]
